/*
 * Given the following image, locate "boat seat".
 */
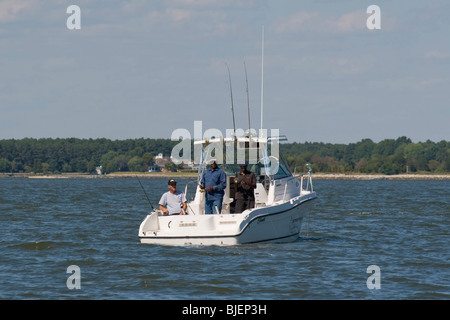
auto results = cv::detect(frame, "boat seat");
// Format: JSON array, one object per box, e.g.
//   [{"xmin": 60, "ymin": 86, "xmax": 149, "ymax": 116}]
[{"xmin": 254, "ymin": 183, "xmax": 267, "ymax": 204}]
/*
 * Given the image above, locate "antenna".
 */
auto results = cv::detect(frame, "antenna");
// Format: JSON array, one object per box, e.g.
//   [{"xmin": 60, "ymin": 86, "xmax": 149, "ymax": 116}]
[
  {"xmin": 260, "ymin": 26, "xmax": 264, "ymax": 135},
  {"xmin": 244, "ymin": 61, "xmax": 251, "ymax": 134},
  {"xmin": 225, "ymin": 62, "xmax": 236, "ymax": 136}
]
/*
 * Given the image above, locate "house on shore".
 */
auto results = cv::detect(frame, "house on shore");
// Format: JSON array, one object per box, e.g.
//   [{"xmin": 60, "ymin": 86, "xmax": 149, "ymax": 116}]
[
  {"xmin": 148, "ymin": 153, "xmax": 198, "ymax": 172},
  {"xmin": 148, "ymin": 153, "xmax": 170, "ymax": 172}
]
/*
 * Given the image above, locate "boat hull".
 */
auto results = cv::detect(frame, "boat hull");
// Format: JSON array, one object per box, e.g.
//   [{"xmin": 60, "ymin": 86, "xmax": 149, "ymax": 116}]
[{"xmin": 139, "ymin": 192, "xmax": 316, "ymax": 246}]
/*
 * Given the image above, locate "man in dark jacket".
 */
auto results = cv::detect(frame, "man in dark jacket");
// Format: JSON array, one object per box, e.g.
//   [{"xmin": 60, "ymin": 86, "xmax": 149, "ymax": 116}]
[{"xmin": 234, "ymin": 162, "xmax": 256, "ymax": 213}]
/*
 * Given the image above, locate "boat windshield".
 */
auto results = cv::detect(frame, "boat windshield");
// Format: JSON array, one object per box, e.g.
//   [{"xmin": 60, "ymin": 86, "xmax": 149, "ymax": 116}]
[
  {"xmin": 220, "ymin": 164, "xmax": 240, "ymax": 176},
  {"xmin": 273, "ymin": 160, "xmax": 291, "ymax": 179},
  {"xmin": 202, "ymin": 158, "xmax": 291, "ymax": 180}
]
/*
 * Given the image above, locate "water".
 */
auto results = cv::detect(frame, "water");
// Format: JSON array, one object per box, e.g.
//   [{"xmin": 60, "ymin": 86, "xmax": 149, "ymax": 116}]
[{"xmin": 0, "ymin": 177, "xmax": 448, "ymax": 300}]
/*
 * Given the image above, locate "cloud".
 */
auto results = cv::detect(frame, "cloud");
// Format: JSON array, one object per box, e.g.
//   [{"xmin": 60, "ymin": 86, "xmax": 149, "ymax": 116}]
[
  {"xmin": 169, "ymin": 0, "xmax": 229, "ymax": 7},
  {"xmin": 167, "ymin": 0, "xmax": 260, "ymax": 9},
  {"xmin": 167, "ymin": 8, "xmax": 192, "ymax": 21},
  {"xmin": 425, "ymin": 50, "xmax": 449, "ymax": 59},
  {"xmin": 43, "ymin": 57, "xmax": 76, "ymax": 70},
  {"xmin": 335, "ymin": 10, "xmax": 366, "ymax": 33},
  {"xmin": 274, "ymin": 11, "xmax": 320, "ymax": 33},
  {"xmin": 274, "ymin": 10, "xmax": 370, "ymax": 34},
  {"xmin": 0, "ymin": 0, "xmax": 34, "ymax": 22},
  {"xmin": 146, "ymin": 7, "xmax": 192, "ymax": 24},
  {"xmin": 144, "ymin": 4, "xmax": 234, "ymax": 36},
  {"xmin": 142, "ymin": 0, "xmax": 260, "ymax": 33}
]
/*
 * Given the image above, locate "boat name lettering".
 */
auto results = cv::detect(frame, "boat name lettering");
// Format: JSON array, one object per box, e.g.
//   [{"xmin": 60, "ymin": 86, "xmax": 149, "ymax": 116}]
[
  {"xmin": 219, "ymin": 220, "xmax": 237, "ymax": 225},
  {"xmin": 179, "ymin": 222, "xmax": 197, "ymax": 227}
]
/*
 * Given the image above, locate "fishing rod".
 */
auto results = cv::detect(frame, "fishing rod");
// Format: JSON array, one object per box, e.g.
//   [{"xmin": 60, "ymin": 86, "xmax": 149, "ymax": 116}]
[
  {"xmin": 225, "ymin": 62, "xmax": 236, "ymax": 137},
  {"xmin": 244, "ymin": 61, "xmax": 251, "ymax": 135},
  {"xmin": 135, "ymin": 174, "xmax": 155, "ymax": 211},
  {"xmin": 260, "ymin": 26, "xmax": 264, "ymax": 136}
]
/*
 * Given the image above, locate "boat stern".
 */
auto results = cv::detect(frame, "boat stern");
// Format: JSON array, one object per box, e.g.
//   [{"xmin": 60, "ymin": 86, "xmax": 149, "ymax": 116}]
[{"xmin": 138, "ymin": 211, "xmax": 160, "ymax": 238}]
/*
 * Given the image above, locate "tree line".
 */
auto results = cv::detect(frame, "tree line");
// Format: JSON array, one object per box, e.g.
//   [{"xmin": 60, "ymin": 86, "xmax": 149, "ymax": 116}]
[
  {"xmin": 0, "ymin": 136, "xmax": 448, "ymax": 175},
  {"xmin": 0, "ymin": 138, "xmax": 177, "ymax": 174},
  {"xmin": 281, "ymin": 137, "xmax": 449, "ymax": 174}
]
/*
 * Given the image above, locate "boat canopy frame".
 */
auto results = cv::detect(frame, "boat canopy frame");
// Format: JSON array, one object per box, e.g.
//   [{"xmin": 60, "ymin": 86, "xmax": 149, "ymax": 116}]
[{"xmin": 194, "ymin": 134, "xmax": 291, "ymax": 182}]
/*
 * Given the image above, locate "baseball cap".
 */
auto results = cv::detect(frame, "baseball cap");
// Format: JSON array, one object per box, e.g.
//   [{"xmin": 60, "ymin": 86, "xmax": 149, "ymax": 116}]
[
  {"xmin": 239, "ymin": 160, "xmax": 249, "ymax": 166},
  {"xmin": 168, "ymin": 179, "xmax": 177, "ymax": 185}
]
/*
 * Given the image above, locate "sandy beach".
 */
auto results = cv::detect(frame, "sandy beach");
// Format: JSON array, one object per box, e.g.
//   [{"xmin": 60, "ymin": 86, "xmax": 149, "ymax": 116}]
[{"xmin": 311, "ymin": 173, "xmax": 450, "ymax": 180}]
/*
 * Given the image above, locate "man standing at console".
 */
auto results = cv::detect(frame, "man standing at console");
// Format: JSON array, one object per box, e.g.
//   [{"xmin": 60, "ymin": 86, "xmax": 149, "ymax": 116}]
[{"xmin": 200, "ymin": 159, "xmax": 227, "ymax": 214}]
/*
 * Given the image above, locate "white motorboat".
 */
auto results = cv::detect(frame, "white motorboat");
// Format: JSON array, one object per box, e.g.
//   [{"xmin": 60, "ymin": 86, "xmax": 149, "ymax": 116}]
[
  {"xmin": 139, "ymin": 28, "xmax": 316, "ymax": 245},
  {"xmin": 138, "ymin": 133, "xmax": 317, "ymax": 246}
]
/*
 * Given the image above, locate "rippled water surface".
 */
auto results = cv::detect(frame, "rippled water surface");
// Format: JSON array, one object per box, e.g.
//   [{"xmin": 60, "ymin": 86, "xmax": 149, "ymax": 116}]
[{"xmin": 0, "ymin": 177, "xmax": 448, "ymax": 299}]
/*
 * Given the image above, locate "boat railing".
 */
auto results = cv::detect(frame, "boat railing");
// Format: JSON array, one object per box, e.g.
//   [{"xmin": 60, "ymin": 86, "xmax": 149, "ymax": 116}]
[
  {"xmin": 184, "ymin": 179, "xmax": 199, "ymax": 201},
  {"xmin": 296, "ymin": 164, "xmax": 314, "ymax": 195}
]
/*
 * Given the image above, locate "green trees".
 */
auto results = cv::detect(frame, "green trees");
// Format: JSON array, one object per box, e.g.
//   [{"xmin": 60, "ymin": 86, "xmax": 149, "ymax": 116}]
[
  {"xmin": 0, "ymin": 138, "xmax": 177, "ymax": 174},
  {"xmin": 0, "ymin": 137, "xmax": 448, "ymax": 174},
  {"xmin": 0, "ymin": 158, "xmax": 12, "ymax": 172},
  {"xmin": 127, "ymin": 156, "xmax": 143, "ymax": 172},
  {"xmin": 281, "ymin": 137, "xmax": 449, "ymax": 174}
]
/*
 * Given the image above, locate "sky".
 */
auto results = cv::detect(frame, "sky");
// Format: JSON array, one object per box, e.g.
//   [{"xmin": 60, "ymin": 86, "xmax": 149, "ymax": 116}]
[{"xmin": 0, "ymin": 0, "xmax": 449, "ymax": 144}]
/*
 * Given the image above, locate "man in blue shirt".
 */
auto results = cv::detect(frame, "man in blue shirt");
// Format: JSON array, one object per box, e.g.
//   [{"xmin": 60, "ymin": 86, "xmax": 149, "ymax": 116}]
[{"xmin": 200, "ymin": 159, "xmax": 227, "ymax": 214}]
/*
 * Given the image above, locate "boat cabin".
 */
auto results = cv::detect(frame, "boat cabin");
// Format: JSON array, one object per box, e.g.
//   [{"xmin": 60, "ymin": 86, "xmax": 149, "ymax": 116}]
[{"xmin": 185, "ymin": 134, "xmax": 312, "ymax": 215}]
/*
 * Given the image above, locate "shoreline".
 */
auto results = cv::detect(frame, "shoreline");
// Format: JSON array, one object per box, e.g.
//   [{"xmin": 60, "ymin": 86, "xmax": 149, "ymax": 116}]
[
  {"xmin": 1, "ymin": 172, "xmax": 449, "ymax": 180},
  {"xmin": 311, "ymin": 173, "xmax": 450, "ymax": 180}
]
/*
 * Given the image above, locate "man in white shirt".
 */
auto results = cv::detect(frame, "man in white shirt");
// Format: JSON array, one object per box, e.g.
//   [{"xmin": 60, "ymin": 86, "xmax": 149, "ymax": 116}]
[{"xmin": 159, "ymin": 179, "xmax": 187, "ymax": 215}]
